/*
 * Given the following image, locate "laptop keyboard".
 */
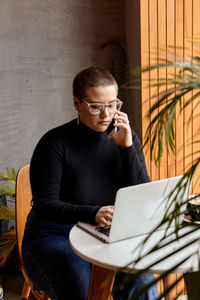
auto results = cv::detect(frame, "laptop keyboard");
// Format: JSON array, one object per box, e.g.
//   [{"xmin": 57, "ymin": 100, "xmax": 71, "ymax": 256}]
[{"xmin": 95, "ymin": 225, "xmax": 111, "ymax": 237}]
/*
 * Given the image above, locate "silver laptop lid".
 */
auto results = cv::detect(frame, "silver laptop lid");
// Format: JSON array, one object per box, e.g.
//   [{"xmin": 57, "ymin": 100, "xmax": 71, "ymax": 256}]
[{"xmin": 109, "ymin": 175, "xmax": 188, "ymax": 243}]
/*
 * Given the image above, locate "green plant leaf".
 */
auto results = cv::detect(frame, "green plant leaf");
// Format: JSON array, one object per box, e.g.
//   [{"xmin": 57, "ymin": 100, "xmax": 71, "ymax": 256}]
[
  {"xmin": 0, "ymin": 207, "xmax": 15, "ymax": 220},
  {"xmin": 0, "ymin": 183, "xmax": 15, "ymax": 197},
  {"xmin": 0, "ymin": 167, "xmax": 17, "ymax": 184},
  {"xmin": 0, "ymin": 173, "xmax": 15, "ymax": 184},
  {"xmin": 6, "ymin": 168, "xmax": 17, "ymax": 182},
  {"xmin": 0, "ymin": 167, "xmax": 17, "ymax": 267},
  {"xmin": 0, "ymin": 167, "xmax": 17, "ymax": 198},
  {"xmin": 0, "ymin": 230, "xmax": 16, "ymax": 267}
]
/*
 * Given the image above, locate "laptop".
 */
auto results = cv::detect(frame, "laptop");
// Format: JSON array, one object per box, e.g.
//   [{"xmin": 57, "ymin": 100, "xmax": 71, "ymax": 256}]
[{"xmin": 78, "ymin": 176, "xmax": 190, "ymax": 243}]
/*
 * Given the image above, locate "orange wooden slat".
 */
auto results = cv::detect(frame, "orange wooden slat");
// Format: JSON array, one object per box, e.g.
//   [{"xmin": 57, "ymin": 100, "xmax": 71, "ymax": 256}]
[
  {"xmin": 175, "ymin": 0, "xmax": 184, "ymax": 177},
  {"xmin": 184, "ymin": 0, "xmax": 194, "ymax": 194},
  {"xmin": 140, "ymin": 0, "xmax": 151, "ymax": 177},
  {"xmin": 192, "ymin": 0, "xmax": 200, "ymax": 194},
  {"xmin": 166, "ymin": 0, "xmax": 176, "ymax": 179},
  {"xmin": 158, "ymin": 0, "xmax": 168, "ymax": 180},
  {"xmin": 149, "ymin": 0, "xmax": 160, "ymax": 181}
]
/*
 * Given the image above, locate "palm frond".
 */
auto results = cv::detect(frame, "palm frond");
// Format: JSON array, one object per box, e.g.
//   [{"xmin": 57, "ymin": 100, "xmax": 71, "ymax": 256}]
[
  {"xmin": 0, "ymin": 168, "xmax": 17, "ymax": 198},
  {"xmin": 144, "ymin": 97, "xmax": 181, "ymax": 163},
  {"xmin": 0, "ymin": 183, "xmax": 15, "ymax": 197},
  {"xmin": 0, "ymin": 172, "xmax": 16, "ymax": 184},
  {"xmin": 139, "ymin": 59, "xmax": 200, "ymax": 163},
  {"xmin": 0, "ymin": 167, "xmax": 17, "ymax": 267},
  {"xmin": 0, "ymin": 230, "xmax": 16, "ymax": 267},
  {"xmin": 113, "ymin": 222, "xmax": 200, "ymax": 299},
  {"xmin": 121, "ymin": 45, "xmax": 200, "ymax": 298},
  {"xmin": 6, "ymin": 168, "xmax": 17, "ymax": 182},
  {"xmin": 0, "ymin": 206, "xmax": 15, "ymax": 220}
]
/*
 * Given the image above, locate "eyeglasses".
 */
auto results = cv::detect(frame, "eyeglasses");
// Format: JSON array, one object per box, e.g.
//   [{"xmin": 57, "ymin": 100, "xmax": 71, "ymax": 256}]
[{"xmin": 79, "ymin": 99, "xmax": 123, "ymax": 115}]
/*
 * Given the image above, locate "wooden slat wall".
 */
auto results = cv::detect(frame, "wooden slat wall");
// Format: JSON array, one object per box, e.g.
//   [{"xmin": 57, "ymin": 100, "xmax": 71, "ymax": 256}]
[
  {"xmin": 140, "ymin": 0, "xmax": 200, "ymax": 187},
  {"xmin": 140, "ymin": 0, "xmax": 200, "ymax": 297},
  {"xmin": 192, "ymin": 0, "xmax": 200, "ymax": 192}
]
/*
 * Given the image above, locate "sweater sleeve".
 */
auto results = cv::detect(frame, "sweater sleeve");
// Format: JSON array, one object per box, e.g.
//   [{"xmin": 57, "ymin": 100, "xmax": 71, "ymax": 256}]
[
  {"xmin": 118, "ymin": 131, "xmax": 150, "ymax": 186},
  {"xmin": 30, "ymin": 132, "xmax": 100, "ymax": 224}
]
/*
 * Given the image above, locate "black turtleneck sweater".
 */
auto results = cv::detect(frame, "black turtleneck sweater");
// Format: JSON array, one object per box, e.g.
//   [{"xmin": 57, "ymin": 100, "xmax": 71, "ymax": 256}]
[{"xmin": 30, "ymin": 119, "xmax": 150, "ymax": 224}]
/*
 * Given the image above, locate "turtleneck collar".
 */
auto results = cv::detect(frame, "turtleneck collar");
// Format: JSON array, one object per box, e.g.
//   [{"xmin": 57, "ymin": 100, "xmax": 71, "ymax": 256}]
[{"xmin": 74, "ymin": 119, "xmax": 106, "ymax": 140}]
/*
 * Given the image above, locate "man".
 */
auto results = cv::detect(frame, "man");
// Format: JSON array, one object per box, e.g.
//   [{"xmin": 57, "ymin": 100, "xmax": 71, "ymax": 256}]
[{"xmin": 22, "ymin": 66, "xmax": 158, "ymax": 299}]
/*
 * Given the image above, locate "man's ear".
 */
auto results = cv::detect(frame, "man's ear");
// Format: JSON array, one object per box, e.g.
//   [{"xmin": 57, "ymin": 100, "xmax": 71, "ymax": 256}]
[{"xmin": 73, "ymin": 97, "xmax": 80, "ymax": 112}]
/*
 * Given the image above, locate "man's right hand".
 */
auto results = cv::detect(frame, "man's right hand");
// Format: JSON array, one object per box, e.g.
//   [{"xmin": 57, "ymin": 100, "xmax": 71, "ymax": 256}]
[{"xmin": 95, "ymin": 206, "xmax": 114, "ymax": 226}]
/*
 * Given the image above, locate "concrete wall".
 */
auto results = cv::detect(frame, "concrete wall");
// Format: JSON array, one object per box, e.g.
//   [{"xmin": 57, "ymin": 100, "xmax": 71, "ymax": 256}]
[{"xmin": 0, "ymin": 0, "xmax": 125, "ymax": 172}]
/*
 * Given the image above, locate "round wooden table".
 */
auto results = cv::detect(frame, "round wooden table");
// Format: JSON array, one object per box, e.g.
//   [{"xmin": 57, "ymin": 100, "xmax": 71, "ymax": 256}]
[{"xmin": 70, "ymin": 224, "xmax": 200, "ymax": 299}]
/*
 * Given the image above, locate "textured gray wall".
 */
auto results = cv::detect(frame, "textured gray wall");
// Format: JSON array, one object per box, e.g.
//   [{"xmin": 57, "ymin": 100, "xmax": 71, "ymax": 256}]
[{"xmin": 0, "ymin": 0, "xmax": 125, "ymax": 172}]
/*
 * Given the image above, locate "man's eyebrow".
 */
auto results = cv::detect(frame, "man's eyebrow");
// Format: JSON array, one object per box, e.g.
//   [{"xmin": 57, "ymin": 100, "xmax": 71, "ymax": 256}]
[{"xmin": 91, "ymin": 99, "xmax": 117, "ymax": 104}]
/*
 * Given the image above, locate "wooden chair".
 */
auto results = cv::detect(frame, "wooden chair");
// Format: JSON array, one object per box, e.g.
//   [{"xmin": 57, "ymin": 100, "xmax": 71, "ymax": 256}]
[{"xmin": 15, "ymin": 165, "xmax": 50, "ymax": 300}]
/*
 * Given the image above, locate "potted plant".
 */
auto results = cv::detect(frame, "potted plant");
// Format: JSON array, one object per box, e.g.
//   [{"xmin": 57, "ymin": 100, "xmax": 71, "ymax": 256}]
[
  {"xmin": 0, "ymin": 168, "xmax": 17, "ymax": 267},
  {"xmin": 115, "ymin": 43, "xmax": 200, "ymax": 299}
]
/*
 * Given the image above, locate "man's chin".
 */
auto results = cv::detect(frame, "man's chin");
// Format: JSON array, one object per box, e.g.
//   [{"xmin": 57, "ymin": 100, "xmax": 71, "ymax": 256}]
[
  {"xmin": 96, "ymin": 121, "xmax": 110, "ymax": 130},
  {"xmin": 82, "ymin": 121, "xmax": 110, "ymax": 132},
  {"xmin": 89, "ymin": 126, "xmax": 108, "ymax": 133},
  {"xmin": 96, "ymin": 124, "xmax": 110, "ymax": 132}
]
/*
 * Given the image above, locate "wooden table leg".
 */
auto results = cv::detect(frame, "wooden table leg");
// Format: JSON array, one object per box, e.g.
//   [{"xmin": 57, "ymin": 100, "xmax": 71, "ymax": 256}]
[
  {"xmin": 163, "ymin": 274, "xmax": 177, "ymax": 300},
  {"xmin": 184, "ymin": 271, "xmax": 200, "ymax": 300},
  {"xmin": 87, "ymin": 264, "xmax": 115, "ymax": 300}
]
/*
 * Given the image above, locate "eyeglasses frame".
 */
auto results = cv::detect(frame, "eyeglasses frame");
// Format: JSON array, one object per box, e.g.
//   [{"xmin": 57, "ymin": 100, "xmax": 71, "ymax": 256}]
[{"xmin": 78, "ymin": 98, "xmax": 123, "ymax": 115}]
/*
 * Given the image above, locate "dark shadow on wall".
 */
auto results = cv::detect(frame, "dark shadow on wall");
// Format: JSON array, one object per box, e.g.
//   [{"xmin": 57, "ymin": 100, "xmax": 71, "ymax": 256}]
[{"xmin": 90, "ymin": 0, "xmax": 142, "ymax": 140}]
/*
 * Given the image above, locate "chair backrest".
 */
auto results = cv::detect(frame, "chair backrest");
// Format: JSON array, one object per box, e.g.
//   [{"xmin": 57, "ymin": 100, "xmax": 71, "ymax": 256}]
[{"xmin": 15, "ymin": 164, "xmax": 32, "ymax": 270}]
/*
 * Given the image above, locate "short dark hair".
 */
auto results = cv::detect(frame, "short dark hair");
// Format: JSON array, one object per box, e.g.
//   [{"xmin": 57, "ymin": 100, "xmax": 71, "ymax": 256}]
[{"xmin": 73, "ymin": 66, "xmax": 118, "ymax": 99}]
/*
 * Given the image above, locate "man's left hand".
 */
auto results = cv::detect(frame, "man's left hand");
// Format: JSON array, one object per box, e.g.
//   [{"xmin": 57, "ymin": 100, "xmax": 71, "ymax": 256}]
[{"xmin": 112, "ymin": 111, "xmax": 132, "ymax": 148}]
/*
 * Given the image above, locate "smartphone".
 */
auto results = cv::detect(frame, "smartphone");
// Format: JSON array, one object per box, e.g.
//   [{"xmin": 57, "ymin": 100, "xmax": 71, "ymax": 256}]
[{"xmin": 106, "ymin": 119, "xmax": 117, "ymax": 139}]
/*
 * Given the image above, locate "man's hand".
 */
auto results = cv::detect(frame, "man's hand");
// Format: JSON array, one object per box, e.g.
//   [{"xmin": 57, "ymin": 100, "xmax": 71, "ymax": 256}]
[
  {"xmin": 112, "ymin": 111, "xmax": 132, "ymax": 148},
  {"xmin": 95, "ymin": 206, "xmax": 114, "ymax": 226}
]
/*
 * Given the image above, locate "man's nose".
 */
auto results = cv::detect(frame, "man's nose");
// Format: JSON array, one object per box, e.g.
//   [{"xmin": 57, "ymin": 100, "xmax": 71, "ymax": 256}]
[{"xmin": 100, "ymin": 106, "xmax": 109, "ymax": 117}]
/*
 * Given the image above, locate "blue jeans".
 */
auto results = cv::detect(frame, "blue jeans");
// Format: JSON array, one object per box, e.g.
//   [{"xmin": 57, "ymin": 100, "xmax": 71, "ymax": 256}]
[
  {"xmin": 22, "ymin": 210, "xmax": 158, "ymax": 300},
  {"xmin": 0, "ymin": 285, "xmax": 3, "ymax": 300}
]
